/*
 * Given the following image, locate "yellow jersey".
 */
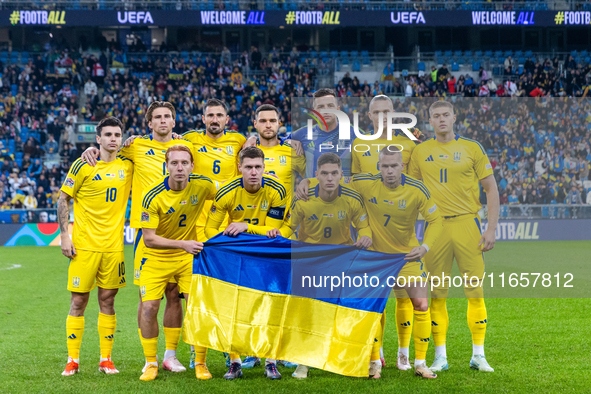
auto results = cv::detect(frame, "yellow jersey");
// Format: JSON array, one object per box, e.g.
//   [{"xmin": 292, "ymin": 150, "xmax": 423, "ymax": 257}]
[
  {"xmin": 205, "ymin": 175, "xmax": 287, "ymax": 238},
  {"xmin": 291, "ymin": 185, "xmax": 371, "ymax": 245},
  {"xmin": 182, "ymin": 129, "xmax": 246, "ymax": 228},
  {"xmin": 141, "ymin": 174, "xmax": 216, "ymax": 259},
  {"xmin": 60, "ymin": 157, "xmax": 133, "ymax": 252},
  {"xmin": 351, "ymin": 173, "xmax": 442, "ymax": 254},
  {"xmin": 258, "ymin": 140, "xmax": 306, "ymax": 192},
  {"xmin": 118, "ymin": 135, "xmax": 195, "ymax": 228},
  {"xmin": 351, "ymin": 133, "xmax": 417, "ymax": 175},
  {"xmin": 407, "ymin": 135, "xmax": 493, "ymax": 217}
]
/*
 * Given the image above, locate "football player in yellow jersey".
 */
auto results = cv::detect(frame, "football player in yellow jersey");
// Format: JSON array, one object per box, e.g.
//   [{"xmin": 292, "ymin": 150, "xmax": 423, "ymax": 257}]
[
  {"xmin": 82, "ymin": 101, "xmax": 194, "ymax": 373},
  {"xmin": 351, "ymin": 95, "xmax": 420, "ymax": 175},
  {"xmin": 138, "ymin": 145, "xmax": 217, "ymax": 381},
  {"xmin": 58, "ymin": 117, "xmax": 133, "ymax": 377},
  {"xmin": 351, "ymin": 147, "xmax": 442, "ymax": 380},
  {"xmin": 253, "ymin": 104, "xmax": 306, "ymax": 192},
  {"xmin": 182, "ymin": 98, "xmax": 254, "ymax": 244},
  {"xmin": 407, "ymin": 101, "xmax": 499, "ymax": 373},
  {"xmin": 289, "ymin": 152, "xmax": 372, "ymax": 380},
  {"xmin": 204, "ymin": 146, "xmax": 287, "ymax": 380}
]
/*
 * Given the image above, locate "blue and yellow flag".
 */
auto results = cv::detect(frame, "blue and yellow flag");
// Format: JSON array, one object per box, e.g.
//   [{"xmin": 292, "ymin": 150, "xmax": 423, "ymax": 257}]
[{"xmin": 183, "ymin": 234, "xmax": 407, "ymax": 377}]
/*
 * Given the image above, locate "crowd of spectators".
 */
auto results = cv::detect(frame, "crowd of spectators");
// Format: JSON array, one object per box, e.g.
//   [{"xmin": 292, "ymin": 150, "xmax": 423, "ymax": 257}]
[
  {"xmin": 376, "ymin": 55, "xmax": 591, "ymax": 99},
  {"xmin": 0, "ymin": 45, "xmax": 590, "ymax": 221}
]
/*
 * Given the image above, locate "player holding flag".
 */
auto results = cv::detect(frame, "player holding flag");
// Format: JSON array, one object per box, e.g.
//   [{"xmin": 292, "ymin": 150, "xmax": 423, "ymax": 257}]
[{"xmin": 351, "ymin": 146, "xmax": 442, "ymax": 379}]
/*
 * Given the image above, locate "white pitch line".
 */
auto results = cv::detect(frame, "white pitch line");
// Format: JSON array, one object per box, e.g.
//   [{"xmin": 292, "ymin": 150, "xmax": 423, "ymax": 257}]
[{"xmin": 0, "ymin": 264, "xmax": 22, "ymax": 271}]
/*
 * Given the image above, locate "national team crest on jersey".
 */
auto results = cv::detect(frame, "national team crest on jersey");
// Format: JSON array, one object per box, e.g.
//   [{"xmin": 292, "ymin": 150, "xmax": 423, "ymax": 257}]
[
  {"xmin": 210, "ymin": 205, "xmax": 217, "ymax": 213},
  {"xmin": 226, "ymin": 146, "xmax": 234, "ymax": 155},
  {"xmin": 338, "ymin": 210, "xmax": 346, "ymax": 220},
  {"xmin": 119, "ymin": 170, "xmax": 125, "ymax": 180},
  {"xmin": 279, "ymin": 155, "xmax": 287, "ymax": 165},
  {"xmin": 64, "ymin": 177, "xmax": 74, "ymax": 188},
  {"xmin": 398, "ymin": 199, "xmax": 407, "ymax": 210},
  {"xmin": 453, "ymin": 152, "xmax": 461, "ymax": 161},
  {"xmin": 191, "ymin": 195, "xmax": 199, "ymax": 205},
  {"xmin": 261, "ymin": 200, "xmax": 268, "ymax": 211},
  {"xmin": 72, "ymin": 276, "xmax": 80, "ymax": 288},
  {"xmin": 141, "ymin": 212, "xmax": 150, "ymax": 222}
]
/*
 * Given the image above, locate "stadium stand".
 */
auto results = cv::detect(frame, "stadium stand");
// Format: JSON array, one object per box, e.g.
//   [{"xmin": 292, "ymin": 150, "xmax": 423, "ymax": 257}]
[{"xmin": 0, "ymin": 44, "xmax": 589, "ymax": 218}]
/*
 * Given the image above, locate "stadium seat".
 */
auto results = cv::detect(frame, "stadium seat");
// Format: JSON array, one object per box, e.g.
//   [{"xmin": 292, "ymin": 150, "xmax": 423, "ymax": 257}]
[
  {"xmin": 320, "ymin": 51, "xmax": 328, "ymax": 59},
  {"xmin": 352, "ymin": 60, "xmax": 361, "ymax": 72},
  {"xmin": 515, "ymin": 50, "xmax": 523, "ymax": 57},
  {"xmin": 444, "ymin": 50, "xmax": 452, "ymax": 57},
  {"xmin": 570, "ymin": 50, "xmax": 578, "ymax": 57},
  {"xmin": 434, "ymin": 50, "xmax": 442, "ymax": 58},
  {"xmin": 518, "ymin": 57, "xmax": 525, "ymax": 65},
  {"xmin": 494, "ymin": 50, "xmax": 503, "ymax": 58},
  {"xmin": 341, "ymin": 57, "xmax": 350, "ymax": 65},
  {"xmin": 361, "ymin": 50, "xmax": 369, "ymax": 58},
  {"xmin": 350, "ymin": 51, "xmax": 359, "ymax": 58},
  {"xmin": 21, "ymin": 51, "xmax": 29, "ymax": 63},
  {"xmin": 454, "ymin": 50, "xmax": 462, "ymax": 57},
  {"xmin": 465, "ymin": 50, "xmax": 473, "ymax": 57},
  {"xmin": 504, "ymin": 50, "xmax": 513, "ymax": 57},
  {"xmin": 518, "ymin": 65, "xmax": 524, "ymax": 74},
  {"xmin": 330, "ymin": 50, "xmax": 338, "ymax": 58},
  {"xmin": 8, "ymin": 140, "xmax": 15, "ymax": 153},
  {"xmin": 581, "ymin": 50, "xmax": 589, "ymax": 57},
  {"xmin": 362, "ymin": 57, "xmax": 371, "ymax": 65},
  {"xmin": 310, "ymin": 50, "xmax": 318, "ymax": 58},
  {"xmin": 418, "ymin": 62, "xmax": 425, "ymax": 71},
  {"xmin": 525, "ymin": 50, "xmax": 533, "ymax": 57},
  {"xmin": 340, "ymin": 51, "xmax": 349, "ymax": 59},
  {"xmin": 10, "ymin": 52, "xmax": 18, "ymax": 64},
  {"xmin": 484, "ymin": 50, "xmax": 492, "ymax": 58},
  {"xmin": 451, "ymin": 62, "xmax": 459, "ymax": 72},
  {"xmin": 472, "ymin": 61, "xmax": 480, "ymax": 71},
  {"xmin": 585, "ymin": 57, "xmax": 591, "ymax": 65}
]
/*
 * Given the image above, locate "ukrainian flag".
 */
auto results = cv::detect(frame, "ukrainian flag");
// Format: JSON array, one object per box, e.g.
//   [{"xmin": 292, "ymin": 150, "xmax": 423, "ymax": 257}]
[{"xmin": 183, "ymin": 233, "xmax": 407, "ymax": 377}]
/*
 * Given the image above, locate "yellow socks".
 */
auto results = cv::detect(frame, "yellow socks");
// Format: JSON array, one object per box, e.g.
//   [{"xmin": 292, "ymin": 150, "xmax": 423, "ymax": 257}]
[
  {"xmin": 467, "ymin": 298, "xmax": 487, "ymax": 347},
  {"xmin": 98, "ymin": 313, "xmax": 116, "ymax": 360},
  {"xmin": 430, "ymin": 297, "xmax": 449, "ymax": 347},
  {"xmin": 370, "ymin": 320, "xmax": 383, "ymax": 361},
  {"xmin": 66, "ymin": 315, "xmax": 84, "ymax": 361},
  {"xmin": 412, "ymin": 309, "xmax": 431, "ymax": 362},
  {"xmin": 163, "ymin": 327, "xmax": 181, "ymax": 360},
  {"xmin": 194, "ymin": 346, "xmax": 208, "ymax": 364},
  {"xmin": 395, "ymin": 297, "xmax": 413, "ymax": 351},
  {"xmin": 141, "ymin": 336, "xmax": 158, "ymax": 363}
]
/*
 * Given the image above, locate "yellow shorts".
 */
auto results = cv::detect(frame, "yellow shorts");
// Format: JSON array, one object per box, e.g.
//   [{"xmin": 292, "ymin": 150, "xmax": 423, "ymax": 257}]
[
  {"xmin": 133, "ymin": 229, "xmax": 176, "ymax": 286},
  {"xmin": 68, "ymin": 250, "xmax": 126, "ymax": 293},
  {"xmin": 424, "ymin": 214, "xmax": 485, "ymax": 291},
  {"xmin": 139, "ymin": 255, "xmax": 193, "ymax": 302},
  {"xmin": 397, "ymin": 261, "xmax": 428, "ymax": 283}
]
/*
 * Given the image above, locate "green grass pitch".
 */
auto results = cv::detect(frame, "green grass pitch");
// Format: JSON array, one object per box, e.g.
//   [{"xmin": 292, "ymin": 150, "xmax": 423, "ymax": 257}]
[{"xmin": 0, "ymin": 241, "xmax": 590, "ymax": 393}]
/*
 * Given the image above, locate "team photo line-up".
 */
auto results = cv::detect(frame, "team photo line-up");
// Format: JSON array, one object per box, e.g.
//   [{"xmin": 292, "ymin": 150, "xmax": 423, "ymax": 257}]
[{"xmin": 58, "ymin": 88, "xmax": 498, "ymax": 382}]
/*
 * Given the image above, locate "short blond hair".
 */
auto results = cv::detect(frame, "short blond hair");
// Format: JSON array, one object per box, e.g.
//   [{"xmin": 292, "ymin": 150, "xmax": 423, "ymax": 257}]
[{"xmin": 429, "ymin": 100, "xmax": 454, "ymax": 117}]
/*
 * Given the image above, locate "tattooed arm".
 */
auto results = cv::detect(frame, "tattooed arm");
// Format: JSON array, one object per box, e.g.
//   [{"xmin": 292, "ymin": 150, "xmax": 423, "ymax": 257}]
[{"xmin": 58, "ymin": 191, "xmax": 76, "ymax": 258}]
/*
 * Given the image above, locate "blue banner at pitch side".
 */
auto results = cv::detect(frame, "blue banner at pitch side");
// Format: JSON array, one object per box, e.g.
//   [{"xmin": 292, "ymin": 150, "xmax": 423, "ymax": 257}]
[
  {"xmin": 415, "ymin": 219, "xmax": 591, "ymax": 242},
  {"xmin": 1, "ymin": 219, "xmax": 590, "ymax": 247},
  {"xmin": 1, "ymin": 10, "xmax": 588, "ymax": 27}
]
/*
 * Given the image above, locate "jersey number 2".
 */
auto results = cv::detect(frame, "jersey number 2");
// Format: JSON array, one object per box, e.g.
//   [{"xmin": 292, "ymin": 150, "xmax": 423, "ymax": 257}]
[{"xmin": 179, "ymin": 214, "xmax": 187, "ymax": 227}]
